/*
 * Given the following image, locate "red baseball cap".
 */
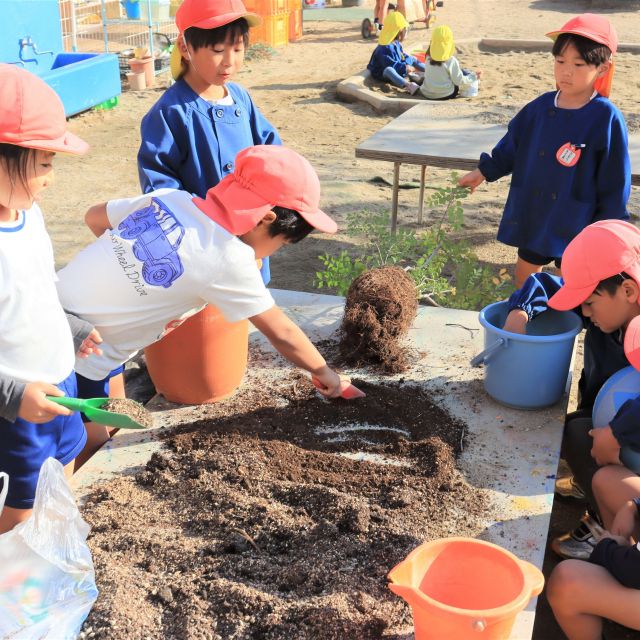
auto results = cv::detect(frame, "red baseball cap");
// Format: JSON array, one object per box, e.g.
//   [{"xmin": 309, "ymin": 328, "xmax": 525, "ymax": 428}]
[
  {"xmin": 176, "ymin": 0, "xmax": 260, "ymax": 33},
  {"xmin": 546, "ymin": 14, "xmax": 618, "ymax": 97},
  {"xmin": 171, "ymin": 0, "xmax": 260, "ymax": 78},
  {"xmin": 193, "ymin": 145, "xmax": 338, "ymax": 235},
  {"xmin": 548, "ymin": 220, "xmax": 640, "ymax": 369},
  {"xmin": 546, "ymin": 14, "xmax": 618, "ymax": 55},
  {"xmin": 0, "ymin": 64, "xmax": 88, "ymax": 155}
]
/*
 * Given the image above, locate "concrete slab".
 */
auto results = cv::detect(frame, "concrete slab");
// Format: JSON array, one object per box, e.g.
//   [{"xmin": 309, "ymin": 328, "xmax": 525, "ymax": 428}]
[
  {"xmin": 72, "ymin": 289, "xmax": 569, "ymax": 640},
  {"xmin": 338, "ymin": 38, "xmax": 640, "ymax": 116},
  {"xmin": 337, "ymin": 70, "xmax": 423, "ymax": 115}
]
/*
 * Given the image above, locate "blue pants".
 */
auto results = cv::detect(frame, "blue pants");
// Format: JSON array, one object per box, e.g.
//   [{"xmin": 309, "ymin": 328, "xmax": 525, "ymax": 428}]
[
  {"xmin": 0, "ymin": 372, "xmax": 87, "ymax": 508},
  {"xmin": 382, "ymin": 60, "xmax": 425, "ymax": 88}
]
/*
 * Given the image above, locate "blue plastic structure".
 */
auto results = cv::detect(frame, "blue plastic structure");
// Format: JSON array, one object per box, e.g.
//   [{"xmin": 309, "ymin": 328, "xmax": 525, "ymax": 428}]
[{"xmin": 0, "ymin": 0, "xmax": 121, "ymax": 116}]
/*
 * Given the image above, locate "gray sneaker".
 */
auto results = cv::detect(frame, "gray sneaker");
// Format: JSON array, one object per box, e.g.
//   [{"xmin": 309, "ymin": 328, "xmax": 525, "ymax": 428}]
[
  {"xmin": 555, "ymin": 475, "xmax": 586, "ymax": 500},
  {"xmin": 551, "ymin": 513, "xmax": 604, "ymax": 560}
]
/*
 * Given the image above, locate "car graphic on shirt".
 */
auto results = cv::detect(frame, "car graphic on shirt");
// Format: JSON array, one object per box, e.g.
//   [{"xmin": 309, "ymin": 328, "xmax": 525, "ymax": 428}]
[{"xmin": 118, "ymin": 198, "xmax": 185, "ymax": 288}]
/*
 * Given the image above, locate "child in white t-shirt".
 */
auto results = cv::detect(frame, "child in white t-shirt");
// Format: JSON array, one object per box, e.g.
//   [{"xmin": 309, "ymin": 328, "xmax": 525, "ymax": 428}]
[
  {"xmin": 57, "ymin": 145, "xmax": 348, "ymax": 455},
  {"xmin": 0, "ymin": 65, "xmax": 100, "ymax": 533}
]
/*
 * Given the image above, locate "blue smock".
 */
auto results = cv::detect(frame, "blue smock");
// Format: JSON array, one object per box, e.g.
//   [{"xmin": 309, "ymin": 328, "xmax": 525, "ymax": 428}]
[
  {"xmin": 367, "ymin": 42, "xmax": 419, "ymax": 81},
  {"xmin": 138, "ymin": 78, "xmax": 281, "ymax": 283},
  {"xmin": 479, "ymin": 91, "xmax": 630, "ymax": 259}
]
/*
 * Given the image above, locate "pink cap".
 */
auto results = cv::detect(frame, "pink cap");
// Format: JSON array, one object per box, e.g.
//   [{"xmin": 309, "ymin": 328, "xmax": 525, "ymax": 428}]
[
  {"xmin": 176, "ymin": 0, "xmax": 260, "ymax": 33},
  {"xmin": 193, "ymin": 145, "xmax": 338, "ymax": 235},
  {"xmin": 0, "ymin": 64, "xmax": 88, "ymax": 155},
  {"xmin": 548, "ymin": 220, "xmax": 640, "ymax": 370}
]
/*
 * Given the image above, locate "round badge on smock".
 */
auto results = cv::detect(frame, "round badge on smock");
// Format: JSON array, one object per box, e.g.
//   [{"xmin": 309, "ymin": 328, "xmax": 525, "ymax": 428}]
[{"xmin": 556, "ymin": 142, "xmax": 583, "ymax": 167}]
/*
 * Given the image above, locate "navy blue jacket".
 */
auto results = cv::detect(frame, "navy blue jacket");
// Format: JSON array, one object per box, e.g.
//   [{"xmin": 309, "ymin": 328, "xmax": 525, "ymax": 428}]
[
  {"xmin": 590, "ymin": 538, "xmax": 640, "ymax": 589},
  {"xmin": 508, "ymin": 272, "xmax": 640, "ymax": 451},
  {"xmin": 367, "ymin": 41, "xmax": 418, "ymax": 81},
  {"xmin": 479, "ymin": 92, "xmax": 630, "ymax": 258},
  {"xmin": 137, "ymin": 78, "xmax": 281, "ymax": 283}
]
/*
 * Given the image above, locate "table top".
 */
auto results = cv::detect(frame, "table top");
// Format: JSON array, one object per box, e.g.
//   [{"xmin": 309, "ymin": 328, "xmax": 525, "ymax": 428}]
[
  {"xmin": 356, "ymin": 103, "xmax": 640, "ymax": 185},
  {"xmin": 74, "ymin": 290, "xmax": 569, "ymax": 640}
]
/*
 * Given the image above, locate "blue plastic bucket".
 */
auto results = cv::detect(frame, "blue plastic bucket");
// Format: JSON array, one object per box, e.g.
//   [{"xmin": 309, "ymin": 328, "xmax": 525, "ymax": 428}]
[
  {"xmin": 122, "ymin": 0, "xmax": 141, "ymax": 19},
  {"xmin": 471, "ymin": 301, "xmax": 583, "ymax": 409}
]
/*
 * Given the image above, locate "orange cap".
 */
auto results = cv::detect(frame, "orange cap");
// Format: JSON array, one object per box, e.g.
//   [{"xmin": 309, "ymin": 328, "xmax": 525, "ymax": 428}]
[
  {"xmin": 176, "ymin": 0, "xmax": 260, "ymax": 33},
  {"xmin": 546, "ymin": 14, "xmax": 618, "ymax": 97},
  {"xmin": 0, "ymin": 64, "xmax": 88, "ymax": 155},
  {"xmin": 548, "ymin": 220, "xmax": 640, "ymax": 369},
  {"xmin": 171, "ymin": 0, "xmax": 260, "ymax": 79},
  {"xmin": 193, "ymin": 145, "xmax": 338, "ymax": 235}
]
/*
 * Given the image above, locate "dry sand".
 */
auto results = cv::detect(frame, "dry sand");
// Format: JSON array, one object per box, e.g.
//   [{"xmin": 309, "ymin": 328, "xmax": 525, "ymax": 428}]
[{"xmin": 44, "ymin": 0, "xmax": 640, "ymax": 291}]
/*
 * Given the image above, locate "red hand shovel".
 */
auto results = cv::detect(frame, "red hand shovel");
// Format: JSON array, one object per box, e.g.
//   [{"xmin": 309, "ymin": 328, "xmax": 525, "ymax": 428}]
[{"xmin": 311, "ymin": 376, "xmax": 366, "ymax": 400}]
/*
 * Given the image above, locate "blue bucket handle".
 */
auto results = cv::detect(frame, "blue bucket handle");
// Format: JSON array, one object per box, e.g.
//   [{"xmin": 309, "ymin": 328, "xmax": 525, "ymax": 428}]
[{"xmin": 470, "ymin": 338, "xmax": 506, "ymax": 367}]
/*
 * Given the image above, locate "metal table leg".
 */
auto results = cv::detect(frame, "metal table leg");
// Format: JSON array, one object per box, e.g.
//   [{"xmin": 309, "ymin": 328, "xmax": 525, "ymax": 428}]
[
  {"xmin": 391, "ymin": 162, "xmax": 400, "ymax": 234},
  {"xmin": 418, "ymin": 164, "xmax": 427, "ymax": 224}
]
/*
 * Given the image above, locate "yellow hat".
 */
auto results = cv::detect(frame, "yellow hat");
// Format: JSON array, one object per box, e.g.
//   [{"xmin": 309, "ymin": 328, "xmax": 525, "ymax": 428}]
[
  {"xmin": 429, "ymin": 25, "xmax": 455, "ymax": 62},
  {"xmin": 378, "ymin": 11, "xmax": 409, "ymax": 46}
]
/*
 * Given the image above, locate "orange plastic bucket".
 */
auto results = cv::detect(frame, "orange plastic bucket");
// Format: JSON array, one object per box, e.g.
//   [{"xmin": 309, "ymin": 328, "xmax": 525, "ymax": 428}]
[
  {"xmin": 144, "ymin": 305, "xmax": 248, "ymax": 404},
  {"xmin": 388, "ymin": 537, "xmax": 544, "ymax": 639}
]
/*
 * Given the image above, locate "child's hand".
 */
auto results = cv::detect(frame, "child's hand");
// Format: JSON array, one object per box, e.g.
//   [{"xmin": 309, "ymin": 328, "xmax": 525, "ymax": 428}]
[
  {"xmin": 19, "ymin": 382, "xmax": 72, "ymax": 424},
  {"xmin": 458, "ymin": 169, "xmax": 485, "ymax": 193},
  {"xmin": 476, "ymin": 69, "xmax": 483, "ymax": 79},
  {"xmin": 310, "ymin": 366, "xmax": 344, "ymax": 399},
  {"xmin": 77, "ymin": 328, "xmax": 103, "ymax": 359},
  {"xmin": 503, "ymin": 309, "xmax": 528, "ymax": 334},
  {"xmin": 611, "ymin": 499, "xmax": 640, "ymax": 540},
  {"xmin": 589, "ymin": 425, "xmax": 622, "ymax": 466}
]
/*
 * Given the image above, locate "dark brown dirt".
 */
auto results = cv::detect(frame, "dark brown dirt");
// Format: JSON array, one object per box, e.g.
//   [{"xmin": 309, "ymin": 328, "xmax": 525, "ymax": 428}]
[
  {"xmin": 102, "ymin": 397, "xmax": 154, "ymax": 429},
  {"xmin": 339, "ymin": 267, "xmax": 418, "ymax": 374},
  {"xmin": 81, "ymin": 371, "xmax": 486, "ymax": 639}
]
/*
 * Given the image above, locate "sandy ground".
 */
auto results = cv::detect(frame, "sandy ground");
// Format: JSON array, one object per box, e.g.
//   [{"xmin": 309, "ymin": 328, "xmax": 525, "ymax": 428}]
[{"xmin": 45, "ymin": 0, "xmax": 640, "ymax": 293}]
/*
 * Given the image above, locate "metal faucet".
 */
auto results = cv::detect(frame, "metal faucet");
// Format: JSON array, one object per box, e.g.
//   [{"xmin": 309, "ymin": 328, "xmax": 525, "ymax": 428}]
[{"xmin": 18, "ymin": 36, "xmax": 54, "ymax": 65}]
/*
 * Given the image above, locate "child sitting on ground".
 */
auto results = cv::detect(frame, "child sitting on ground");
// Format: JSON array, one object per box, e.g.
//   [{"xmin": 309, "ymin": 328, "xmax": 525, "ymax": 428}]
[
  {"xmin": 56, "ymin": 146, "xmax": 348, "ymax": 458},
  {"xmin": 547, "ymin": 462, "xmax": 640, "ymax": 639},
  {"xmin": 0, "ymin": 65, "xmax": 99, "ymax": 533},
  {"xmin": 459, "ymin": 13, "xmax": 630, "ymax": 287},
  {"xmin": 138, "ymin": 0, "xmax": 280, "ymax": 286},
  {"xmin": 504, "ymin": 220, "xmax": 640, "ymax": 562},
  {"xmin": 419, "ymin": 25, "xmax": 482, "ymax": 100},
  {"xmin": 367, "ymin": 11, "xmax": 425, "ymax": 95}
]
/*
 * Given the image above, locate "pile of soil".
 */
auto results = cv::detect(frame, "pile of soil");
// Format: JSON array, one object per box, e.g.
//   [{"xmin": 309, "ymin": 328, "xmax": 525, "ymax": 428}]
[
  {"xmin": 339, "ymin": 266, "xmax": 418, "ymax": 373},
  {"xmin": 81, "ymin": 372, "xmax": 486, "ymax": 639}
]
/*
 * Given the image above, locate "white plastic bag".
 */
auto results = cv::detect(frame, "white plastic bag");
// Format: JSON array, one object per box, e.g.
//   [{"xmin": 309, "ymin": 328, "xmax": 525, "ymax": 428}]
[{"xmin": 0, "ymin": 458, "xmax": 98, "ymax": 639}]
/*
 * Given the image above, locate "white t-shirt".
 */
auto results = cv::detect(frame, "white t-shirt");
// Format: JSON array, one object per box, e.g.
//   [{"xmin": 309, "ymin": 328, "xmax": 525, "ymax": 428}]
[
  {"xmin": 56, "ymin": 189, "xmax": 275, "ymax": 380},
  {"xmin": 0, "ymin": 205, "xmax": 75, "ymax": 383}
]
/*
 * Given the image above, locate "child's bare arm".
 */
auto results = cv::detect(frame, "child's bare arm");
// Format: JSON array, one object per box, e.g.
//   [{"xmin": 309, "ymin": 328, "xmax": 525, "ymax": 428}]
[
  {"xmin": 503, "ymin": 309, "xmax": 528, "ymax": 334},
  {"xmin": 250, "ymin": 306, "xmax": 342, "ymax": 397},
  {"xmin": 85, "ymin": 203, "xmax": 111, "ymax": 237}
]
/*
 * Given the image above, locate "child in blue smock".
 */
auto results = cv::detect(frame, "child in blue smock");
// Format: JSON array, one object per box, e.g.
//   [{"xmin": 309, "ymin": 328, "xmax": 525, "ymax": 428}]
[
  {"xmin": 459, "ymin": 14, "xmax": 630, "ymax": 287},
  {"xmin": 137, "ymin": 0, "xmax": 280, "ymax": 285},
  {"xmin": 367, "ymin": 11, "xmax": 424, "ymax": 95}
]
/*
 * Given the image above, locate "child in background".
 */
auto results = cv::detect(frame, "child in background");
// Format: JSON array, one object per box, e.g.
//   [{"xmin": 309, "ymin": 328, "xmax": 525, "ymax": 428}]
[
  {"xmin": 0, "ymin": 65, "xmax": 99, "ymax": 533},
  {"xmin": 57, "ymin": 146, "xmax": 349, "ymax": 458},
  {"xmin": 137, "ymin": 0, "xmax": 280, "ymax": 285},
  {"xmin": 367, "ymin": 11, "xmax": 425, "ymax": 95},
  {"xmin": 419, "ymin": 25, "xmax": 482, "ymax": 100},
  {"xmin": 459, "ymin": 14, "xmax": 630, "ymax": 287},
  {"xmin": 504, "ymin": 220, "xmax": 640, "ymax": 560},
  {"xmin": 547, "ymin": 464, "xmax": 640, "ymax": 638}
]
